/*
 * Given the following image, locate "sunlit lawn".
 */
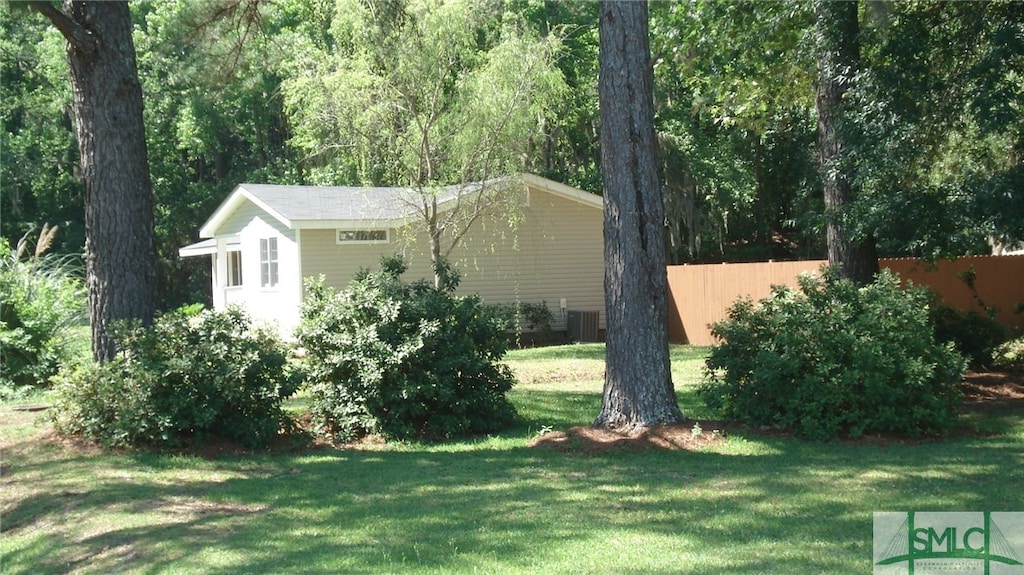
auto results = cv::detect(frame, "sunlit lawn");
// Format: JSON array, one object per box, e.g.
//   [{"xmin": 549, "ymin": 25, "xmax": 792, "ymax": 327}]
[{"xmin": 2, "ymin": 344, "xmax": 1022, "ymax": 574}]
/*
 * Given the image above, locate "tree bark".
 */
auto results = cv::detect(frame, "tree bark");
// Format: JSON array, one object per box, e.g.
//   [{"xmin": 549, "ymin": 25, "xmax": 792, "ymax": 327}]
[
  {"xmin": 35, "ymin": 1, "xmax": 157, "ymax": 361},
  {"xmin": 594, "ymin": 0, "xmax": 684, "ymax": 432},
  {"xmin": 814, "ymin": 0, "xmax": 879, "ymax": 286}
]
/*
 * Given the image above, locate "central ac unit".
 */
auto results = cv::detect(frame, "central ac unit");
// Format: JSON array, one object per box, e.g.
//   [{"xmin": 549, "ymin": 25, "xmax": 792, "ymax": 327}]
[{"xmin": 567, "ymin": 310, "xmax": 599, "ymax": 342}]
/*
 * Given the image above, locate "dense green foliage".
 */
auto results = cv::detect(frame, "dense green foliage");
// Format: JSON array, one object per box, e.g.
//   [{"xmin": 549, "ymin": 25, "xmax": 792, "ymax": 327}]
[
  {"xmin": 519, "ymin": 301, "xmax": 553, "ymax": 334},
  {"xmin": 651, "ymin": 1, "xmax": 823, "ymax": 263},
  {"xmin": 0, "ymin": 8, "xmax": 82, "ymax": 253},
  {"xmin": 699, "ymin": 269, "xmax": 967, "ymax": 440},
  {"xmin": 0, "ymin": 232, "xmax": 84, "ymax": 395},
  {"xmin": 283, "ymin": 0, "xmax": 565, "ymax": 186},
  {"xmin": 297, "ymin": 256, "xmax": 517, "ymax": 443},
  {"xmin": 51, "ymin": 306, "xmax": 299, "ymax": 448},
  {"xmin": 993, "ymin": 336, "xmax": 1024, "ymax": 371},
  {"xmin": 282, "ymin": 0, "xmax": 567, "ymax": 282},
  {"xmin": 5, "ymin": 1, "xmax": 1022, "ymax": 307},
  {"xmin": 930, "ymin": 305, "xmax": 1012, "ymax": 368},
  {"xmin": 1, "ymin": 0, "xmax": 1021, "ymax": 408}
]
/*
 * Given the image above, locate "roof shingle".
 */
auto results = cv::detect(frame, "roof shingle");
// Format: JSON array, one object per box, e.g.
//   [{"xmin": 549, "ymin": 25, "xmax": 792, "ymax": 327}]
[{"xmin": 239, "ymin": 182, "xmax": 482, "ymax": 223}]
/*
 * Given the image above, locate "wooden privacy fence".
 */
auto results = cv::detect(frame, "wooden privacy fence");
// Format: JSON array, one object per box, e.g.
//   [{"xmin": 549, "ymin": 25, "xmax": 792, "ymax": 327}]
[{"xmin": 666, "ymin": 255, "xmax": 1024, "ymax": 345}]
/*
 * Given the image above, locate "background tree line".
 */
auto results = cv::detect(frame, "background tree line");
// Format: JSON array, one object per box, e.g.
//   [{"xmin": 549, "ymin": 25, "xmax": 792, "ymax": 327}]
[{"xmin": 3, "ymin": 0, "xmax": 1022, "ymax": 313}]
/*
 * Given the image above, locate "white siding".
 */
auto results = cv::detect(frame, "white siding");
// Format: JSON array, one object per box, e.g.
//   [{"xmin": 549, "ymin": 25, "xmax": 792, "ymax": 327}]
[{"xmin": 211, "ymin": 199, "xmax": 302, "ymax": 336}]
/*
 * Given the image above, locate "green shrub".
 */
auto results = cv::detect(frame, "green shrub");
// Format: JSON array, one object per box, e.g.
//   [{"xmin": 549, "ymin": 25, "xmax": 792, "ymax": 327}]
[
  {"xmin": 993, "ymin": 336, "xmax": 1024, "ymax": 371},
  {"xmin": 0, "ymin": 231, "xmax": 85, "ymax": 396},
  {"xmin": 51, "ymin": 306, "xmax": 299, "ymax": 448},
  {"xmin": 296, "ymin": 256, "xmax": 517, "ymax": 443},
  {"xmin": 520, "ymin": 301, "xmax": 554, "ymax": 333},
  {"xmin": 484, "ymin": 301, "xmax": 554, "ymax": 349},
  {"xmin": 698, "ymin": 269, "xmax": 966, "ymax": 440},
  {"xmin": 929, "ymin": 303, "xmax": 1011, "ymax": 368},
  {"xmin": 928, "ymin": 265, "xmax": 1016, "ymax": 367}
]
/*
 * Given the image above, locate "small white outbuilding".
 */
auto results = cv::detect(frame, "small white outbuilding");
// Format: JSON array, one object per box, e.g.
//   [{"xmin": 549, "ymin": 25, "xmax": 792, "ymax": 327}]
[{"xmin": 179, "ymin": 174, "xmax": 606, "ymax": 339}]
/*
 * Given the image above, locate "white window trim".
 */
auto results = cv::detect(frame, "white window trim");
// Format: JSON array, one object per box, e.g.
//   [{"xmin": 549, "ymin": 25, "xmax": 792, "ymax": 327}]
[
  {"xmin": 260, "ymin": 237, "xmax": 279, "ymax": 288},
  {"xmin": 226, "ymin": 249, "xmax": 243, "ymax": 288},
  {"xmin": 336, "ymin": 229, "xmax": 390, "ymax": 245}
]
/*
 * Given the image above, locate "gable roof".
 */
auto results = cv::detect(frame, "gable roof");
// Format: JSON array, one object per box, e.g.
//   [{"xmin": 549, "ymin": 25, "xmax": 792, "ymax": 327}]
[{"xmin": 196, "ymin": 174, "xmax": 602, "ymax": 238}]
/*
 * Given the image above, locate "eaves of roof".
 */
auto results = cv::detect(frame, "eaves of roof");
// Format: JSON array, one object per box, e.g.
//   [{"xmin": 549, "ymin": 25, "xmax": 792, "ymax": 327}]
[{"xmin": 197, "ymin": 174, "xmax": 599, "ymax": 238}]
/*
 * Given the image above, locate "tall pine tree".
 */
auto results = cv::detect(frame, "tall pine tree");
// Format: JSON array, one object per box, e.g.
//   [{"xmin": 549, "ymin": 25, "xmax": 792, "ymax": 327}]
[
  {"xmin": 594, "ymin": 0, "xmax": 684, "ymax": 431},
  {"xmin": 32, "ymin": 0, "xmax": 156, "ymax": 360}
]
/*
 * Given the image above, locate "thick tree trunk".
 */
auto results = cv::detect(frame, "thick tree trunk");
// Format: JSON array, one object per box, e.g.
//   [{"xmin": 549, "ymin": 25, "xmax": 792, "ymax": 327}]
[
  {"xmin": 594, "ymin": 0, "xmax": 684, "ymax": 432},
  {"xmin": 814, "ymin": 0, "xmax": 879, "ymax": 286},
  {"xmin": 38, "ymin": 1, "xmax": 157, "ymax": 361}
]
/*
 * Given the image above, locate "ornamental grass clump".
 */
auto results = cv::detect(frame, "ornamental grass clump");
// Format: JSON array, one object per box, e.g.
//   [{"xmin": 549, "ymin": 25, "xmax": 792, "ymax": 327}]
[
  {"xmin": 698, "ymin": 268, "xmax": 966, "ymax": 440},
  {"xmin": 0, "ymin": 227, "xmax": 85, "ymax": 396},
  {"xmin": 296, "ymin": 256, "xmax": 517, "ymax": 443}
]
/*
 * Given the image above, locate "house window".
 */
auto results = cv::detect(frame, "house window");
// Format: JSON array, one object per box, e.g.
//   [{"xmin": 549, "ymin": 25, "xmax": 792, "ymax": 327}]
[
  {"xmin": 226, "ymin": 250, "xmax": 242, "ymax": 287},
  {"xmin": 260, "ymin": 237, "xmax": 278, "ymax": 287},
  {"xmin": 337, "ymin": 229, "xmax": 389, "ymax": 244}
]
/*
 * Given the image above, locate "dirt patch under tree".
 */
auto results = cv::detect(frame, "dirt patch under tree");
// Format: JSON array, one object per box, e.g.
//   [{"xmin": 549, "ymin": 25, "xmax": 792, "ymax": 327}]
[{"xmin": 529, "ymin": 369, "xmax": 1024, "ymax": 454}]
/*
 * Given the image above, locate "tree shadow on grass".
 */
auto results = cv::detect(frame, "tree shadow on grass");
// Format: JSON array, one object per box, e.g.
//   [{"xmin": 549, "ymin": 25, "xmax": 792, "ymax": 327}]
[
  {"xmin": 3, "ymin": 422, "xmax": 1023, "ymax": 574},
  {"xmin": 3, "ymin": 369, "xmax": 1023, "ymax": 574}
]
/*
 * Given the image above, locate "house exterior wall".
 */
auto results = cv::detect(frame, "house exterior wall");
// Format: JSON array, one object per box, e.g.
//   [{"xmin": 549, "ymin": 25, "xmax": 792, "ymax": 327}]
[
  {"xmin": 299, "ymin": 188, "xmax": 606, "ymax": 332},
  {"xmin": 299, "ymin": 228, "xmax": 406, "ymax": 293},
  {"xmin": 212, "ymin": 200, "xmax": 303, "ymax": 335},
  {"xmin": 450, "ymin": 189, "xmax": 606, "ymax": 332}
]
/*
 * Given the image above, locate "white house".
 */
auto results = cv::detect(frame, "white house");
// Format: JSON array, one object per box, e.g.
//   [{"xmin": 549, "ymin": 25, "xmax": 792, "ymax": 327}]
[{"xmin": 179, "ymin": 174, "xmax": 606, "ymax": 339}]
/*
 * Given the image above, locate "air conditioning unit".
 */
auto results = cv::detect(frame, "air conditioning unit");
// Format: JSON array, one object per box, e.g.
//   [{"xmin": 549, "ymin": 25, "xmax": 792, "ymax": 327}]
[{"xmin": 567, "ymin": 310, "xmax": 600, "ymax": 342}]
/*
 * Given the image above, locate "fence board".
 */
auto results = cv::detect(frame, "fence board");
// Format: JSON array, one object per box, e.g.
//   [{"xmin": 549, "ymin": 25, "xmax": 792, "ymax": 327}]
[{"xmin": 667, "ymin": 255, "xmax": 1024, "ymax": 345}]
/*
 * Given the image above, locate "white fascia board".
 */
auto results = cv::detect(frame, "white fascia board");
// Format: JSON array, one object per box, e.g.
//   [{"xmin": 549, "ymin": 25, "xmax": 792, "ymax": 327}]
[
  {"xmin": 198, "ymin": 185, "xmax": 294, "ymax": 237},
  {"xmin": 178, "ymin": 238, "xmax": 218, "ymax": 257},
  {"xmin": 519, "ymin": 173, "xmax": 603, "ymax": 209}
]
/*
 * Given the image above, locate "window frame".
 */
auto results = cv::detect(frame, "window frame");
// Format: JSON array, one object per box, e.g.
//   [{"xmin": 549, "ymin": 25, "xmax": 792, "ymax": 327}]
[
  {"xmin": 259, "ymin": 237, "xmax": 279, "ymax": 288},
  {"xmin": 336, "ymin": 229, "xmax": 390, "ymax": 245},
  {"xmin": 225, "ymin": 249, "xmax": 243, "ymax": 287}
]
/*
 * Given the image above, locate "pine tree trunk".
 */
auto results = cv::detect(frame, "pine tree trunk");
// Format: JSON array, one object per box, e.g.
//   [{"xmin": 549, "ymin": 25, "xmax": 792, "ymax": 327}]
[
  {"xmin": 594, "ymin": 0, "xmax": 684, "ymax": 432},
  {"xmin": 39, "ymin": 1, "xmax": 157, "ymax": 361},
  {"xmin": 814, "ymin": 0, "xmax": 879, "ymax": 286}
]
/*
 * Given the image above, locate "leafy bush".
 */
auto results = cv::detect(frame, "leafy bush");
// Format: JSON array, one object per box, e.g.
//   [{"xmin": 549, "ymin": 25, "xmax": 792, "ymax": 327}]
[
  {"xmin": 296, "ymin": 256, "xmax": 517, "ymax": 443},
  {"xmin": 0, "ymin": 229, "xmax": 85, "ymax": 396},
  {"xmin": 993, "ymin": 336, "xmax": 1024, "ymax": 371},
  {"xmin": 929, "ymin": 303, "xmax": 1012, "ymax": 368},
  {"xmin": 520, "ymin": 301, "xmax": 554, "ymax": 333},
  {"xmin": 51, "ymin": 306, "xmax": 299, "ymax": 448},
  {"xmin": 698, "ymin": 269, "xmax": 966, "ymax": 440},
  {"xmin": 928, "ymin": 266, "xmax": 1016, "ymax": 367}
]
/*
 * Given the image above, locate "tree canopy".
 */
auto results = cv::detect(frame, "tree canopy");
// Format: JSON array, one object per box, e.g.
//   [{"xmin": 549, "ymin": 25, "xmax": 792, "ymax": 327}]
[
  {"xmin": 280, "ymin": 0, "xmax": 566, "ymax": 283},
  {"xmin": 2, "ymin": 0, "xmax": 1022, "ymax": 311}
]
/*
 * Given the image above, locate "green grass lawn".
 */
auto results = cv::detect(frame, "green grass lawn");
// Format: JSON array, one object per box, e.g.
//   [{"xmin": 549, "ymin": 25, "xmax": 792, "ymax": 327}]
[{"xmin": 2, "ymin": 344, "xmax": 1022, "ymax": 574}]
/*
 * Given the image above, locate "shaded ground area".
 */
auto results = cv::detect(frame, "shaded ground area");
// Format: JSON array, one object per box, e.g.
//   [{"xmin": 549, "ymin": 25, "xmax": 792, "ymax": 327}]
[
  {"xmin": 530, "ymin": 369, "xmax": 1024, "ymax": 454},
  {"xmin": 962, "ymin": 370, "xmax": 1024, "ymax": 403},
  {"xmin": 20, "ymin": 370, "xmax": 1023, "ymax": 458}
]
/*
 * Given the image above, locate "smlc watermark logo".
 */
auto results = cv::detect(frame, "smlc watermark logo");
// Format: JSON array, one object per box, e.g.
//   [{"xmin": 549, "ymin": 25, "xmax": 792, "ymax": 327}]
[{"xmin": 875, "ymin": 512, "xmax": 1024, "ymax": 575}]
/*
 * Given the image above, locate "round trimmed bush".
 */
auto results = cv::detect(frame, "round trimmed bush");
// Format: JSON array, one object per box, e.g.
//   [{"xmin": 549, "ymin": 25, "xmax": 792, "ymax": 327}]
[
  {"xmin": 296, "ymin": 256, "xmax": 517, "ymax": 443},
  {"xmin": 698, "ymin": 268, "xmax": 967, "ymax": 440},
  {"xmin": 51, "ymin": 306, "xmax": 300, "ymax": 448}
]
